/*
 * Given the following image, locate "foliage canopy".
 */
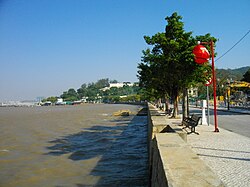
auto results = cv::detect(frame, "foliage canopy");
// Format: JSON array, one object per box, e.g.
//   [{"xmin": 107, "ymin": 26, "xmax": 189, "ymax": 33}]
[{"xmin": 137, "ymin": 12, "xmax": 217, "ymax": 116}]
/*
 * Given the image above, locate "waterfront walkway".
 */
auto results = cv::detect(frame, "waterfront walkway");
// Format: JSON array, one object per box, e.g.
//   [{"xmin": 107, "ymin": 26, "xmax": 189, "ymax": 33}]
[
  {"xmin": 166, "ymin": 109, "xmax": 250, "ymax": 187},
  {"xmin": 187, "ymin": 124, "xmax": 250, "ymax": 187}
]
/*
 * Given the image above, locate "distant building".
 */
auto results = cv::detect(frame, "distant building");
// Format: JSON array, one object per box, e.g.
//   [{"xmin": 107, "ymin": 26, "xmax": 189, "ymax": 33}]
[
  {"xmin": 57, "ymin": 98, "xmax": 63, "ymax": 103},
  {"xmin": 81, "ymin": 97, "xmax": 88, "ymax": 103},
  {"xmin": 55, "ymin": 98, "xmax": 66, "ymax": 105},
  {"xmin": 100, "ymin": 82, "xmax": 136, "ymax": 91}
]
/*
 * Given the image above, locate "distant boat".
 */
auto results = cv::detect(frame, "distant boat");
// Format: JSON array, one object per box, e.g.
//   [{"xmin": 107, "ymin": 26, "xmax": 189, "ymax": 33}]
[
  {"xmin": 73, "ymin": 100, "xmax": 82, "ymax": 105},
  {"xmin": 42, "ymin": 101, "xmax": 52, "ymax": 106},
  {"xmin": 55, "ymin": 101, "xmax": 66, "ymax": 105}
]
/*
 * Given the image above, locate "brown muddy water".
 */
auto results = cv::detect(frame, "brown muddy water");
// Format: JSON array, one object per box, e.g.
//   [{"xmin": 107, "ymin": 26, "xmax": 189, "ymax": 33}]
[{"xmin": 0, "ymin": 104, "xmax": 148, "ymax": 187}]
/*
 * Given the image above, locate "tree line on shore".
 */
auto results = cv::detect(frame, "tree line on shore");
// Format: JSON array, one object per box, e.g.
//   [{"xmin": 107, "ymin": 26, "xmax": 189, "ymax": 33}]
[
  {"xmin": 42, "ymin": 67, "xmax": 249, "ymax": 106},
  {"xmin": 42, "ymin": 78, "xmax": 147, "ymax": 104}
]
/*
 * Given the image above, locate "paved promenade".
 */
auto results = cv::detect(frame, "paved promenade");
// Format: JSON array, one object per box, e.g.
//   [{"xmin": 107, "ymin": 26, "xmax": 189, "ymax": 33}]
[{"xmin": 180, "ymin": 121, "xmax": 250, "ymax": 187}]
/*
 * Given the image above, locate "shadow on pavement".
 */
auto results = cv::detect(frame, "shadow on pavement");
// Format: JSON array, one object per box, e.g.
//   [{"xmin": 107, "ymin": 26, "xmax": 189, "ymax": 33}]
[
  {"xmin": 197, "ymin": 153, "xmax": 250, "ymax": 162},
  {"xmin": 192, "ymin": 146, "xmax": 250, "ymax": 154}
]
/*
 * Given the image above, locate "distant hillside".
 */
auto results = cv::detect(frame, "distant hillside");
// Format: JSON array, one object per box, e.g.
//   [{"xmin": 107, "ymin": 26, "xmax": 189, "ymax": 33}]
[{"xmin": 217, "ymin": 66, "xmax": 250, "ymax": 82}]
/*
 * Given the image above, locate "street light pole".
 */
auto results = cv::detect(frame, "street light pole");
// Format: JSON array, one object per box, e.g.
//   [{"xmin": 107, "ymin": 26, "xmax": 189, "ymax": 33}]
[
  {"xmin": 210, "ymin": 41, "xmax": 219, "ymax": 132},
  {"xmin": 206, "ymin": 86, "xmax": 210, "ymax": 126},
  {"xmin": 193, "ymin": 41, "xmax": 219, "ymax": 132}
]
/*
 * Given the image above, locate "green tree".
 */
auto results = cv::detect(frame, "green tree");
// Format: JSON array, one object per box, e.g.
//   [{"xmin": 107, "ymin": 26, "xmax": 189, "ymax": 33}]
[
  {"xmin": 60, "ymin": 79, "xmax": 143, "ymax": 103},
  {"xmin": 138, "ymin": 12, "xmax": 194, "ymax": 117},
  {"xmin": 42, "ymin": 96, "xmax": 57, "ymax": 103},
  {"xmin": 77, "ymin": 84, "xmax": 87, "ymax": 98},
  {"xmin": 110, "ymin": 80, "xmax": 118, "ymax": 83},
  {"xmin": 46, "ymin": 96, "xmax": 57, "ymax": 103},
  {"xmin": 138, "ymin": 12, "xmax": 217, "ymax": 118},
  {"xmin": 241, "ymin": 68, "xmax": 250, "ymax": 82},
  {"xmin": 61, "ymin": 88, "xmax": 78, "ymax": 101},
  {"xmin": 82, "ymin": 83, "xmax": 98, "ymax": 101},
  {"xmin": 95, "ymin": 78, "xmax": 109, "ymax": 89}
]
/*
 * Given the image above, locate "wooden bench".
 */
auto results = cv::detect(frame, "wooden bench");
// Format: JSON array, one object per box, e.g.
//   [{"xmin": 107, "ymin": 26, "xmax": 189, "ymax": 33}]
[{"xmin": 182, "ymin": 114, "xmax": 201, "ymax": 135}]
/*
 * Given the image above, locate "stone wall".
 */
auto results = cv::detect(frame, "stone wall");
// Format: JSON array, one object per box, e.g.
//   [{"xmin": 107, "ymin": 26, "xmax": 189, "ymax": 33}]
[{"xmin": 147, "ymin": 103, "xmax": 224, "ymax": 187}]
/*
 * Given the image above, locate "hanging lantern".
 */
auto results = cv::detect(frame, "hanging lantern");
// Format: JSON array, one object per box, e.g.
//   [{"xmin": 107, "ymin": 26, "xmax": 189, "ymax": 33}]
[{"xmin": 193, "ymin": 44, "xmax": 210, "ymax": 64}]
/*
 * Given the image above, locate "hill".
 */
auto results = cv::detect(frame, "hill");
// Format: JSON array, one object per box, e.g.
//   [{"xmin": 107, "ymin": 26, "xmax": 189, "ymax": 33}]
[{"xmin": 216, "ymin": 66, "xmax": 250, "ymax": 82}]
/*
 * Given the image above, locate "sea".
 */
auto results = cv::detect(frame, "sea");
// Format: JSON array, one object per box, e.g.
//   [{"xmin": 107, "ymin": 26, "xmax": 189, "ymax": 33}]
[{"xmin": 0, "ymin": 104, "xmax": 149, "ymax": 187}]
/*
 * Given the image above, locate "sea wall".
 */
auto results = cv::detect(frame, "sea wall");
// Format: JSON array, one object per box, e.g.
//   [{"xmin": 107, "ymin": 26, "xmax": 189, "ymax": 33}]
[{"xmin": 147, "ymin": 103, "xmax": 224, "ymax": 187}]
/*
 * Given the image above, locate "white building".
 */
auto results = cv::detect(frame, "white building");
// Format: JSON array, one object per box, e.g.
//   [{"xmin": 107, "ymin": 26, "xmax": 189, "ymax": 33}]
[
  {"xmin": 101, "ymin": 82, "xmax": 136, "ymax": 91},
  {"xmin": 57, "ymin": 98, "xmax": 63, "ymax": 103}
]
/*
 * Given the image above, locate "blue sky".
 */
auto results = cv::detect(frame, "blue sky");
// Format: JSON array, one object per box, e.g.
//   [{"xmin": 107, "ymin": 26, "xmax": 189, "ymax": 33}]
[{"xmin": 0, "ymin": 0, "xmax": 249, "ymax": 101}]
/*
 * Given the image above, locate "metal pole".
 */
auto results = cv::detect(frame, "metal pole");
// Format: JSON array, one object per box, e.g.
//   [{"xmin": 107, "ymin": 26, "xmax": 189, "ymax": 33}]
[
  {"xmin": 227, "ymin": 87, "xmax": 230, "ymax": 110},
  {"xmin": 211, "ymin": 41, "xmax": 219, "ymax": 132},
  {"xmin": 206, "ymin": 86, "xmax": 210, "ymax": 126}
]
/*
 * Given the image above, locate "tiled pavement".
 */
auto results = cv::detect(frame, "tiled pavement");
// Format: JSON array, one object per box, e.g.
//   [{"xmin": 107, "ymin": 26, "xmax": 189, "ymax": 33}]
[{"xmin": 186, "ymin": 124, "xmax": 250, "ymax": 187}]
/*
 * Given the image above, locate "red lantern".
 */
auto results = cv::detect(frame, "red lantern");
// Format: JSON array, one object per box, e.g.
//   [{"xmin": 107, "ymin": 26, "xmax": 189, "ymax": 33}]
[{"xmin": 193, "ymin": 44, "xmax": 210, "ymax": 64}]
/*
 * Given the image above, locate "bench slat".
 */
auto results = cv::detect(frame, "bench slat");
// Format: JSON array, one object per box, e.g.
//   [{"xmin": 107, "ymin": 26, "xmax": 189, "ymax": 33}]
[{"xmin": 182, "ymin": 114, "xmax": 201, "ymax": 135}]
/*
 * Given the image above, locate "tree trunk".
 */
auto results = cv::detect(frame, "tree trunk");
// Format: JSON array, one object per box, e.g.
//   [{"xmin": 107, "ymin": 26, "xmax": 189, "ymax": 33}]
[
  {"xmin": 156, "ymin": 98, "xmax": 161, "ymax": 108},
  {"xmin": 187, "ymin": 92, "xmax": 189, "ymax": 116},
  {"xmin": 182, "ymin": 88, "xmax": 188, "ymax": 121},
  {"xmin": 172, "ymin": 95, "xmax": 179, "ymax": 118},
  {"xmin": 165, "ymin": 96, "xmax": 169, "ymax": 112}
]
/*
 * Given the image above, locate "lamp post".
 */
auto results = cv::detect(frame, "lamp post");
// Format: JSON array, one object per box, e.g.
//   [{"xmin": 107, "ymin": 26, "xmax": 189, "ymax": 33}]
[{"xmin": 193, "ymin": 41, "xmax": 219, "ymax": 132}]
